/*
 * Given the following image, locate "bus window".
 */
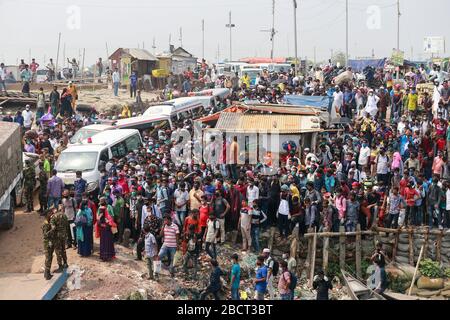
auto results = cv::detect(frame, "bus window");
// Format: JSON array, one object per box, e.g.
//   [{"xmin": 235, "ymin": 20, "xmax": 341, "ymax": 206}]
[
  {"xmin": 111, "ymin": 141, "xmax": 127, "ymax": 158},
  {"xmin": 125, "ymin": 134, "xmax": 141, "ymax": 151}
]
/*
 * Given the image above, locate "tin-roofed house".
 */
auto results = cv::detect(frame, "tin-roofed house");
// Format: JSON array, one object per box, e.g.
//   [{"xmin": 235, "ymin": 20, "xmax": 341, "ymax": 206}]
[{"xmin": 109, "ymin": 48, "xmax": 158, "ymax": 88}]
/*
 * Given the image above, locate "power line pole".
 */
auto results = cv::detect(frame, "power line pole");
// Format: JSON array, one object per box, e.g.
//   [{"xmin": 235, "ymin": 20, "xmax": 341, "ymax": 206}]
[
  {"xmin": 396, "ymin": 0, "xmax": 401, "ymax": 79},
  {"xmin": 202, "ymin": 19, "xmax": 205, "ymax": 59},
  {"xmin": 261, "ymin": 0, "xmax": 277, "ymax": 60},
  {"xmin": 225, "ymin": 11, "xmax": 236, "ymax": 62},
  {"xmin": 270, "ymin": 0, "xmax": 276, "ymax": 60},
  {"xmin": 345, "ymin": 0, "xmax": 349, "ymax": 66},
  {"xmin": 293, "ymin": 0, "xmax": 299, "ymax": 75},
  {"xmin": 152, "ymin": 37, "xmax": 156, "ymax": 56},
  {"xmin": 179, "ymin": 27, "xmax": 183, "ymax": 48},
  {"xmin": 55, "ymin": 32, "xmax": 61, "ymax": 77},
  {"xmin": 397, "ymin": 0, "xmax": 401, "ymax": 51}
]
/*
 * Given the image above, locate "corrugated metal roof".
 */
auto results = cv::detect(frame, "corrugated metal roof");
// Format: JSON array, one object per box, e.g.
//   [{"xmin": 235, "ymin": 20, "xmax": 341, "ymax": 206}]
[
  {"xmin": 124, "ymin": 48, "xmax": 157, "ymax": 61},
  {"xmin": 214, "ymin": 113, "xmax": 322, "ymax": 134}
]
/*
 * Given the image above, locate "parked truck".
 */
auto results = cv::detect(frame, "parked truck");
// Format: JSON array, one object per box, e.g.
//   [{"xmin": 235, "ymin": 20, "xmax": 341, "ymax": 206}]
[{"xmin": 0, "ymin": 122, "xmax": 23, "ymax": 230}]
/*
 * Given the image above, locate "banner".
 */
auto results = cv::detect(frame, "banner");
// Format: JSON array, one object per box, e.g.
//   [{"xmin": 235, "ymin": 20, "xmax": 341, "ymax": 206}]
[
  {"xmin": 391, "ymin": 49, "xmax": 405, "ymax": 66},
  {"xmin": 283, "ymin": 95, "xmax": 332, "ymax": 110}
]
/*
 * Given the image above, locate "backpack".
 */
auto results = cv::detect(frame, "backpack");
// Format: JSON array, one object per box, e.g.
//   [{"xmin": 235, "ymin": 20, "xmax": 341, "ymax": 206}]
[
  {"xmin": 286, "ymin": 271, "xmax": 298, "ymax": 291},
  {"xmin": 271, "ymin": 258, "xmax": 279, "ymax": 277}
]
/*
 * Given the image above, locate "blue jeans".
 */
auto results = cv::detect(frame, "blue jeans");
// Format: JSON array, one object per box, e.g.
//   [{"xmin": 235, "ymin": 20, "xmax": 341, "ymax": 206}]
[
  {"xmin": 231, "ymin": 287, "xmax": 240, "ymax": 300},
  {"xmin": 176, "ymin": 211, "xmax": 187, "ymax": 229},
  {"xmin": 251, "ymin": 226, "xmax": 260, "ymax": 252},
  {"xmin": 281, "ymin": 293, "xmax": 291, "ymax": 300},
  {"xmin": 415, "ymin": 206, "xmax": 423, "ymax": 226},
  {"xmin": 158, "ymin": 245, "xmax": 177, "ymax": 274},
  {"xmin": 113, "ymin": 82, "xmax": 119, "ymax": 96},
  {"xmin": 47, "ymin": 196, "xmax": 61, "ymax": 209},
  {"xmin": 428, "ymin": 205, "xmax": 437, "ymax": 228}
]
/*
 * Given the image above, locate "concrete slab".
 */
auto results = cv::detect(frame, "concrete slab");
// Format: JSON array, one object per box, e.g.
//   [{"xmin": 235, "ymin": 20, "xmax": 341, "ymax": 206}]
[{"xmin": 0, "ymin": 271, "xmax": 68, "ymax": 300}]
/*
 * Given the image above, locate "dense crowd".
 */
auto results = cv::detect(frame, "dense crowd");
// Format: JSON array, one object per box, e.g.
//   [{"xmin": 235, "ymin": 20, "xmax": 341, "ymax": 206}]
[{"xmin": 2, "ymin": 56, "xmax": 450, "ymax": 300}]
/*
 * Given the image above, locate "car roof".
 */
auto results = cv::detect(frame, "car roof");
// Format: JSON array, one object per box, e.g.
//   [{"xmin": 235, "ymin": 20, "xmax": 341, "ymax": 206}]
[
  {"xmin": 68, "ymin": 129, "xmax": 139, "ymax": 148},
  {"xmin": 79, "ymin": 124, "xmax": 114, "ymax": 131}
]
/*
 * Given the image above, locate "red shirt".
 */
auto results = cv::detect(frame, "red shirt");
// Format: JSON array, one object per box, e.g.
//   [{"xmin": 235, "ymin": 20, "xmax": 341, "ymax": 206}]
[
  {"xmin": 183, "ymin": 216, "xmax": 200, "ymax": 234},
  {"xmin": 199, "ymin": 205, "xmax": 211, "ymax": 227},
  {"xmin": 399, "ymin": 179, "xmax": 409, "ymax": 197},
  {"xmin": 437, "ymin": 138, "xmax": 446, "ymax": 151},
  {"xmin": 404, "ymin": 187, "xmax": 418, "ymax": 207}
]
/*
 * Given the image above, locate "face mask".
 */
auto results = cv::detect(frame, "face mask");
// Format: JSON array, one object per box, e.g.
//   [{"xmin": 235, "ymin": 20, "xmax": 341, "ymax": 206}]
[
  {"xmin": 131, "ymin": 192, "xmax": 137, "ymax": 196},
  {"xmin": 105, "ymin": 192, "xmax": 110, "ymax": 197}
]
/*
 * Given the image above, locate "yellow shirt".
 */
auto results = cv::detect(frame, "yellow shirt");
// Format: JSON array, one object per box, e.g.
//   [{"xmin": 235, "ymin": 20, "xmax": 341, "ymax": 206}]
[
  {"xmin": 408, "ymin": 93, "xmax": 418, "ymax": 111},
  {"xmin": 290, "ymin": 185, "xmax": 300, "ymax": 200},
  {"xmin": 240, "ymin": 75, "xmax": 250, "ymax": 88}
]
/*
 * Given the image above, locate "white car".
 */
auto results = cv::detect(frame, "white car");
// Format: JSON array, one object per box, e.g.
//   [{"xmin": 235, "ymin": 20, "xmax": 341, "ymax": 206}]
[{"xmin": 35, "ymin": 68, "xmax": 48, "ymax": 83}]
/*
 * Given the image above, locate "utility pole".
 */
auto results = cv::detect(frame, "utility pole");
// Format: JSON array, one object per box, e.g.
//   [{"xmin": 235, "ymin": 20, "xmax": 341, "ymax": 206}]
[
  {"xmin": 55, "ymin": 32, "xmax": 61, "ymax": 78},
  {"xmin": 261, "ymin": 0, "xmax": 277, "ymax": 60},
  {"xmin": 313, "ymin": 46, "xmax": 316, "ymax": 67},
  {"xmin": 396, "ymin": 0, "xmax": 401, "ymax": 79},
  {"xmin": 397, "ymin": 0, "xmax": 401, "ymax": 51},
  {"xmin": 179, "ymin": 27, "xmax": 183, "ymax": 48},
  {"xmin": 217, "ymin": 43, "xmax": 220, "ymax": 63},
  {"xmin": 202, "ymin": 19, "xmax": 205, "ymax": 59},
  {"xmin": 293, "ymin": 0, "xmax": 299, "ymax": 75},
  {"xmin": 270, "ymin": 0, "xmax": 276, "ymax": 60},
  {"xmin": 345, "ymin": 0, "xmax": 349, "ymax": 66},
  {"xmin": 225, "ymin": 11, "xmax": 236, "ymax": 62},
  {"xmin": 152, "ymin": 37, "xmax": 156, "ymax": 56},
  {"xmin": 81, "ymin": 48, "xmax": 85, "ymax": 81}
]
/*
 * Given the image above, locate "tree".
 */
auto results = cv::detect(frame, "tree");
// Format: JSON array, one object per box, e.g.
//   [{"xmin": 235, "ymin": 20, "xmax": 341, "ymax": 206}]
[{"xmin": 332, "ymin": 51, "xmax": 346, "ymax": 67}]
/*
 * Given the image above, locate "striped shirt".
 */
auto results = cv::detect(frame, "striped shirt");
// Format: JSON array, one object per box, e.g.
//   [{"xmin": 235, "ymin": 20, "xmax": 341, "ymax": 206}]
[{"xmin": 162, "ymin": 223, "xmax": 179, "ymax": 248}]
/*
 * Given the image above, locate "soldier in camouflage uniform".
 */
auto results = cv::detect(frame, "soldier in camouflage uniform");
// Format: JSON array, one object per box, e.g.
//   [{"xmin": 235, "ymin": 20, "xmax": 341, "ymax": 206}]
[
  {"xmin": 38, "ymin": 163, "xmax": 48, "ymax": 215},
  {"xmin": 42, "ymin": 209, "xmax": 56, "ymax": 280},
  {"xmin": 23, "ymin": 160, "xmax": 36, "ymax": 213},
  {"xmin": 50, "ymin": 205, "xmax": 69, "ymax": 273}
]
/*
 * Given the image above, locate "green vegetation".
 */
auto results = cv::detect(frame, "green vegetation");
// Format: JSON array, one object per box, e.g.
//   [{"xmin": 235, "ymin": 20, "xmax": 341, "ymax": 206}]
[
  {"xmin": 387, "ymin": 274, "xmax": 409, "ymax": 293},
  {"xmin": 419, "ymin": 259, "xmax": 443, "ymax": 278}
]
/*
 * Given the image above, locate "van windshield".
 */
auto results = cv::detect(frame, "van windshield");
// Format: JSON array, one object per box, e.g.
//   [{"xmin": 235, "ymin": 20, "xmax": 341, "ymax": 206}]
[
  {"xmin": 55, "ymin": 152, "xmax": 98, "ymax": 172},
  {"xmin": 70, "ymin": 128, "xmax": 101, "ymax": 144}
]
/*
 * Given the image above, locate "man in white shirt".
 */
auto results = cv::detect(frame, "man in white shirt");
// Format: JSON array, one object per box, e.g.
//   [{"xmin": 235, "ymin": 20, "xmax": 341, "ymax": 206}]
[
  {"xmin": 332, "ymin": 86, "xmax": 344, "ymax": 116},
  {"xmin": 22, "ymin": 104, "xmax": 34, "ymax": 130},
  {"xmin": 358, "ymin": 140, "xmax": 371, "ymax": 170},
  {"xmin": 112, "ymin": 68, "xmax": 120, "ymax": 96},
  {"xmin": 0, "ymin": 63, "xmax": 7, "ymax": 94},
  {"xmin": 246, "ymin": 179, "xmax": 259, "ymax": 208},
  {"xmin": 365, "ymin": 89, "xmax": 380, "ymax": 118}
]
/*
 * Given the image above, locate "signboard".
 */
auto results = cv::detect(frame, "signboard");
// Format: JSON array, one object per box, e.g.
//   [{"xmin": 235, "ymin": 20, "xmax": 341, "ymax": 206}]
[
  {"xmin": 424, "ymin": 36, "xmax": 445, "ymax": 54},
  {"xmin": 391, "ymin": 49, "xmax": 405, "ymax": 66}
]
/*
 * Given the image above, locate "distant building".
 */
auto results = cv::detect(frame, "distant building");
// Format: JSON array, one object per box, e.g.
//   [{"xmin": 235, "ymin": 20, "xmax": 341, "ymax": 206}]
[
  {"xmin": 108, "ymin": 48, "xmax": 158, "ymax": 84},
  {"xmin": 157, "ymin": 46, "xmax": 198, "ymax": 75}
]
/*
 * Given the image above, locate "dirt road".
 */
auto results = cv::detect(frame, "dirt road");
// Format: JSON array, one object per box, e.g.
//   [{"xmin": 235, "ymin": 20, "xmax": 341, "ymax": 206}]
[{"xmin": 0, "ymin": 194, "xmax": 213, "ymax": 300}]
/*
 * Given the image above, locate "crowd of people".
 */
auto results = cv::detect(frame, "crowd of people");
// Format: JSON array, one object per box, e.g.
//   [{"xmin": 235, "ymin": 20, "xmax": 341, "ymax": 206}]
[{"xmin": 2, "ymin": 55, "xmax": 450, "ymax": 300}]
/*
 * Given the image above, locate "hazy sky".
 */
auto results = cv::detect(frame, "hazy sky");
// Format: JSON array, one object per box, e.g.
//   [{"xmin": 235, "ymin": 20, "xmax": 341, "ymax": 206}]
[{"xmin": 1, "ymin": 0, "xmax": 449, "ymax": 66}]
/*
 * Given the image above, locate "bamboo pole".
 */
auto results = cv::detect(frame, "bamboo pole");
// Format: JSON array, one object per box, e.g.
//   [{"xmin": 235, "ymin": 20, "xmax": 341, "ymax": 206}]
[
  {"xmin": 356, "ymin": 224, "xmax": 362, "ymax": 278},
  {"xmin": 436, "ymin": 230, "xmax": 443, "ymax": 263},
  {"xmin": 408, "ymin": 228, "xmax": 414, "ymax": 266},
  {"xmin": 322, "ymin": 236, "xmax": 329, "ymax": 273},
  {"xmin": 306, "ymin": 227, "xmax": 313, "ymax": 285},
  {"xmin": 423, "ymin": 228, "xmax": 429, "ymax": 259},
  {"xmin": 304, "ymin": 230, "xmax": 375, "ymax": 238},
  {"xmin": 392, "ymin": 230, "xmax": 400, "ymax": 263},
  {"xmin": 375, "ymin": 226, "xmax": 444, "ymax": 235},
  {"xmin": 408, "ymin": 245, "xmax": 424, "ymax": 296},
  {"xmin": 339, "ymin": 226, "xmax": 346, "ymax": 270},
  {"xmin": 309, "ymin": 229, "xmax": 317, "ymax": 287}
]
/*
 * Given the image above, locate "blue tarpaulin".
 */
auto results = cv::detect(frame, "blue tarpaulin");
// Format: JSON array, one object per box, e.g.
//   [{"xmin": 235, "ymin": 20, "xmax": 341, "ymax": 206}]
[
  {"xmin": 348, "ymin": 58, "xmax": 386, "ymax": 72},
  {"xmin": 283, "ymin": 95, "xmax": 332, "ymax": 110}
]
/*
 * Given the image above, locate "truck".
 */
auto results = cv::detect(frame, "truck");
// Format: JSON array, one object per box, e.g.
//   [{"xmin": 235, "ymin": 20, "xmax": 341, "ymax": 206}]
[{"xmin": 0, "ymin": 122, "xmax": 23, "ymax": 230}]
